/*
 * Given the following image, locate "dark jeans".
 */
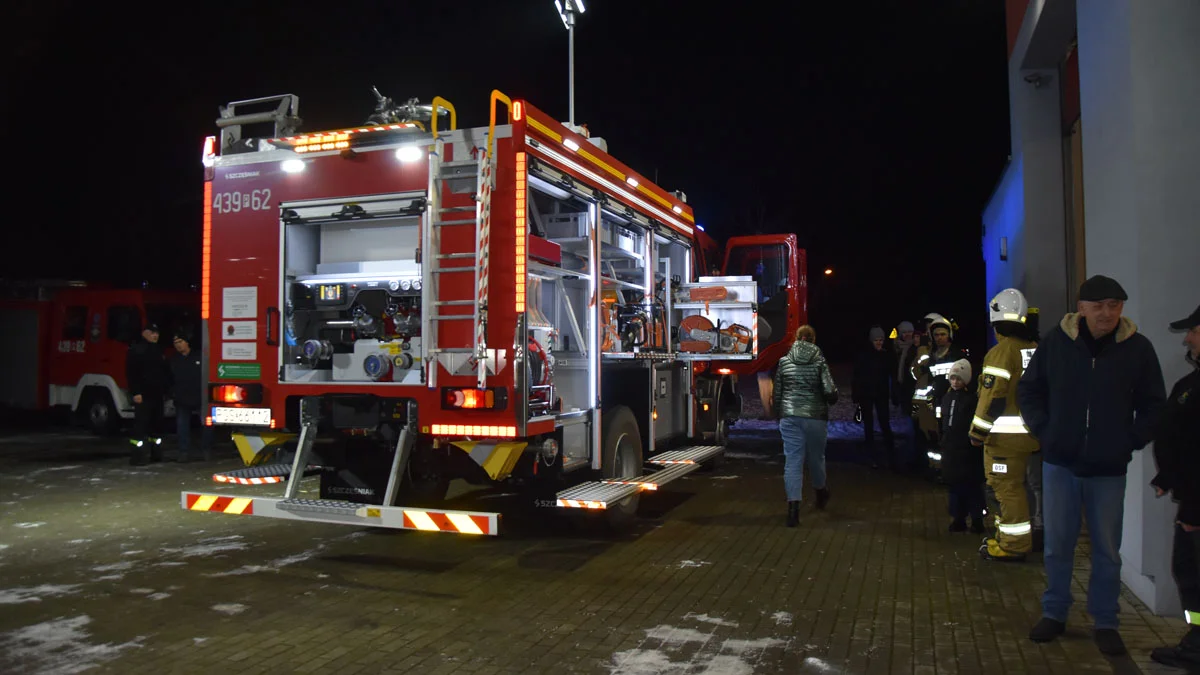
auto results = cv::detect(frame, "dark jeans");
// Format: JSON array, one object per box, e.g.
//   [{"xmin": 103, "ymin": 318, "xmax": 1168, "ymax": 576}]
[
  {"xmin": 176, "ymin": 404, "xmax": 214, "ymax": 459},
  {"xmin": 131, "ymin": 394, "xmax": 164, "ymax": 463},
  {"xmin": 859, "ymin": 396, "xmax": 894, "ymax": 465},
  {"xmin": 949, "ymin": 480, "xmax": 984, "ymax": 522},
  {"xmin": 1174, "ymin": 523, "xmax": 1200, "ymax": 627}
]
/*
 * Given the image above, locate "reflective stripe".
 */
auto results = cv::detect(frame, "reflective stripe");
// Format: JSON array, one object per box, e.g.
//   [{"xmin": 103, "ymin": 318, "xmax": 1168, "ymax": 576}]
[
  {"xmin": 990, "ymin": 415, "xmax": 1030, "ymax": 434},
  {"xmin": 972, "ymin": 416, "xmax": 994, "ymax": 430},
  {"xmin": 935, "ymin": 406, "xmax": 942, "ymax": 418},
  {"xmin": 917, "ymin": 354, "xmax": 930, "ymax": 363},
  {"xmin": 927, "ymin": 451, "xmax": 942, "ymax": 461},
  {"xmin": 997, "ymin": 520, "xmax": 1032, "ymax": 536},
  {"xmin": 982, "ymin": 365, "xmax": 1011, "ymax": 379},
  {"xmin": 929, "ymin": 362, "xmax": 953, "ymax": 376},
  {"xmin": 1186, "ymin": 610, "xmax": 1200, "ymax": 626}
]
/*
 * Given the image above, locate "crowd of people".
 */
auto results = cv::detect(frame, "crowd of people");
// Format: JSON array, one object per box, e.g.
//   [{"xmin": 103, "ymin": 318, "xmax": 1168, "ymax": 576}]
[{"xmin": 771, "ymin": 274, "xmax": 1200, "ymax": 663}]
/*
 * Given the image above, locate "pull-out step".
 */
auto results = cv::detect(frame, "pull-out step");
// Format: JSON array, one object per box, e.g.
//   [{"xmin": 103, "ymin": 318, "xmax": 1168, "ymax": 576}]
[
  {"xmin": 181, "ymin": 492, "xmax": 500, "ymax": 535},
  {"xmin": 211, "ymin": 463, "xmax": 320, "ymax": 485},
  {"xmin": 554, "ymin": 445, "xmax": 725, "ymax": 509}
]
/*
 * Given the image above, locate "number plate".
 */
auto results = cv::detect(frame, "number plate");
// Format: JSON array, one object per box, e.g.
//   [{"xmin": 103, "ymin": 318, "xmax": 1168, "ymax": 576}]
[
  {"xmin": 992, "ymin": 463, "xmax": 1008, "ymax": 474},
  {"xmin": 211, "ymin": 406, "xmax": 271, "ymax": 427}
]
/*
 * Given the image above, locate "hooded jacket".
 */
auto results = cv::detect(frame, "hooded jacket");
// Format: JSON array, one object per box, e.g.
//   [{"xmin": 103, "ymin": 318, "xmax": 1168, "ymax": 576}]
[
  {"xmin": 1151, "ymin": 356, "xmax": 1200, "ymax": 523},
  {"xmin": 1017, "ymin": 313, "xmax": 1166, "ymax": 477},
  {"xmin": 774, "ymin": 339, "xmax": 839, "ymax": 420}
]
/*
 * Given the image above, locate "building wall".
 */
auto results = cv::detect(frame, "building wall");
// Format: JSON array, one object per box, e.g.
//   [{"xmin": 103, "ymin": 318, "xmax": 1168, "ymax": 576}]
[
  {"xmin": 986, "ymin": 0, "xmax": 1200, "ymax": 615},
  {"xmin": 1078, "ymin": 0, "xmax": 1200, "ymax": 615}
]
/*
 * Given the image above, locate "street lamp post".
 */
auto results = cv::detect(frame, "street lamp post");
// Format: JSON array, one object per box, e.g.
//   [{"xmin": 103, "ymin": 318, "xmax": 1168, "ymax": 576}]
[{"xmin": 554, "ymin": 0, "xmax": 586, "ymax": 127}]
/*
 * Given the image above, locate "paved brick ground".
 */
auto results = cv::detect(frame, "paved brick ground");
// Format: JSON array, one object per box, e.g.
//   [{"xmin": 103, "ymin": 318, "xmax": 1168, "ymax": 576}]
[{"xmin": 0, "ymin": 419, "xmax": 1189, "ymax": 674}]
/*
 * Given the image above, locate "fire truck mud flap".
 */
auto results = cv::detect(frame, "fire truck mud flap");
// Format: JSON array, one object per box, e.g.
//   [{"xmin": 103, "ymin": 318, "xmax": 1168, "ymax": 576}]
[
  {"xmin": 231, "ymin": 431, "xmax": 298, "ymax": 466},
  {"xmin": 181, "ymin": 492, "xmax": 501, "ymax": 535}
]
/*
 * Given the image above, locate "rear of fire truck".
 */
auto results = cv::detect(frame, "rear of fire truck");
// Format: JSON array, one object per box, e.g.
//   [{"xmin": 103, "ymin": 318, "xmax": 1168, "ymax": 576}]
[{"xmin": 184, "ymin": 90, "xmax": 806, "ymax": 535}]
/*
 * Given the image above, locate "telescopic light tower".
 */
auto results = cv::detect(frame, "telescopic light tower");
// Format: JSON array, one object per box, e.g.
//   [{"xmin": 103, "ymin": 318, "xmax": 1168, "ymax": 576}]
[{"xmin": 553, "ymin": 0, "xmax": 585, "ymax": 127}]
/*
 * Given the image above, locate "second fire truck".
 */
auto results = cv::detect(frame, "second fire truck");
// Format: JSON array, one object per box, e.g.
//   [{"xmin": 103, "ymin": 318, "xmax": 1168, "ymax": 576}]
[{"xmin": 183, "ymin": 89, "xmax": 807, "ymax": 534}]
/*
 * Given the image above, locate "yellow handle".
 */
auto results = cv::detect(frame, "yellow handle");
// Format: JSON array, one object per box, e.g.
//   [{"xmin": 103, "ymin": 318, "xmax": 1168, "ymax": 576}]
[
  {"xmin": 487, "ymin": 90, "xmax": 513, "ymax": 159},
  {"xmin": 430, "ymin": 96, "xmax": 457, "ymax": 140}
]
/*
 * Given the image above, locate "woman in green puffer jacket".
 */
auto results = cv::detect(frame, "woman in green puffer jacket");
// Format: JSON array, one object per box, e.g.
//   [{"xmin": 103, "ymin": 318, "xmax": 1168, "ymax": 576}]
[{"xmin": 773, "ymin": 325, "xmax": 840, "ymax": 527}]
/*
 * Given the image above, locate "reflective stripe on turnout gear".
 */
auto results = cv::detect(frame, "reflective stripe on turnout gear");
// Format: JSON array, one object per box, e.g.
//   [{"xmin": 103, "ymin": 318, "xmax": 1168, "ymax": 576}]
[
  {"xmin": 929, "ymin": 362, "xmax": 953, "ymax": 376},
  {"xmin": 973, "ymin": 416, "xmax": 993, "ymax": 430},
  {"xmin": 982, "ymin": 365, "xmax": 1011, "ymax": 380},
  {"xmin": 997, "ymin": 520, "xmax": 1032, "ymax": 536},
  {"xmin": 989, "ymin": 415, "xmax": 1029, "ymax": 434},
  {"xmin": 1187, "ymin": 610, "xmax": 1200, "ymax": 626}
]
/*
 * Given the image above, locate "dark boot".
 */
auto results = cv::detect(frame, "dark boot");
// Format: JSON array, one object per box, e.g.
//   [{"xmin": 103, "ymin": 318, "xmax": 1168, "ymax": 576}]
[
  {"xmin": 149, "ymin": 438, "xmax": 164, "ymax": 463},
  {"xmin": 970, "ymin": 515, "xmax": 985, "ymax": 534},
  {"xmin": 1151, "ymin": 628, "xmax": 1200, "ymax": 668},
  {"xmin": 786, "ymin": 501, "xmax": 800, "ymax": 527},
  {"xmin": 1029, "ymin": 617, "xmax": 1066, "ymax": 643},
  {"xmin": 1094, "ymin": 629, "xmax": 1126, "ymax": 656},
  {"xmin": 815, "ymin": 488, "xmax": 830, "ymax": 510}
]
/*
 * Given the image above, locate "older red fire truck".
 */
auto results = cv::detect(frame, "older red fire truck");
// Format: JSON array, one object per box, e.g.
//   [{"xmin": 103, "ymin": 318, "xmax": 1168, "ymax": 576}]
[
  {"xmin": 1, "ymin": 281, "xmax": 197, "ymax": 433},
  {"xmin": 182, "ymin": 90, "xmax": 806, "ymax": 534}
]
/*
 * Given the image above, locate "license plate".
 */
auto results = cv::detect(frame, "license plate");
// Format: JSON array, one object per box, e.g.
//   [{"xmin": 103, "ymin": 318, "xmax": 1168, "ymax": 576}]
[{"xmin": 211, "ymin": 406, "xmax": 271, "ymax": 427}]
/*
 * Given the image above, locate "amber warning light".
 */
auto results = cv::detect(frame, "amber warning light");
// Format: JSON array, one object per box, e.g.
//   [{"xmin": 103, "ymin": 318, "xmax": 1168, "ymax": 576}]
[{"xmin": 442, "ymin": 388, "xmax": 508, "ymax": 411}]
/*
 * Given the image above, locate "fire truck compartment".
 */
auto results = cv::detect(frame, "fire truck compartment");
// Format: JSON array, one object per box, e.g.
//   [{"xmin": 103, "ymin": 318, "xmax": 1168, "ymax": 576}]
[{"xmin": 279, "ymin": 193, "xmax": 426, "ymax": 385}]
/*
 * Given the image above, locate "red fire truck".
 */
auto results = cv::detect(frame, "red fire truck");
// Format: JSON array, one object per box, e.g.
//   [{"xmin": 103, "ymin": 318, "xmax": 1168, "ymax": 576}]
[
  {"xmin": 0, "ymin": 281, "xmax": 198, "ymax": 433},
  {"xmin": 182, "ymin": 90, "xmax": 807, "ymax": 534}
]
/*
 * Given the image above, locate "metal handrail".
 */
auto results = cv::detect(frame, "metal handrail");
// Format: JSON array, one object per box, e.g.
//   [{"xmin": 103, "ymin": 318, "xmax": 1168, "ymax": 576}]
[
  {"xmin": 431, "ymin": 96, "xmax": 457, "ymax": 140},
  {"xmin": 486, "ymin": 90, "xmax": 513, "ymax": 159}
]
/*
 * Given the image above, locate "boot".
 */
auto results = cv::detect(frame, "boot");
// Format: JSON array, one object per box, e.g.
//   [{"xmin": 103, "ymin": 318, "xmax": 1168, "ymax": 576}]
[
  {"xmin": 149, "ymin": 437, "xmax": 164, "ymax": 463},
  {"xmin": 815, "ymin": 488, "xmax": 830, "ymax": 510},
  {"xmin": 980, "ymin": 540, "xmax": 1026, "ymax": 562},
  {"xmin": 786, "ymin": 501, "xmax": 801, "ymax": 528},
  {"xmin": 1151, "ymin": 627, "xmax": 1200, "ymax": 668},
  {"xmin": 1029, "ymin": 617, "xmax": 1066, "ymax": 643}
]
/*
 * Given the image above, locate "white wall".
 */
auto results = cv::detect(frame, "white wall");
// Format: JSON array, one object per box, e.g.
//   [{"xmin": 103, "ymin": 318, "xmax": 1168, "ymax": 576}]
[{"xmin": 1078, "ymin": 0, "xmax": 1200, "ymax": 615}]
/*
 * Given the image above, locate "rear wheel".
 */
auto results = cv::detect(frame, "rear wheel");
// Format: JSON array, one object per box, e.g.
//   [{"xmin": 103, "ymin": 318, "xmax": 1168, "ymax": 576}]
[
  {"xmin": 600, "ymin": 406, "xmax": 644, "ymax": 531},
  {"xmin": 81, "ymin": 388, "xmax": 119, "ymax": 436}
]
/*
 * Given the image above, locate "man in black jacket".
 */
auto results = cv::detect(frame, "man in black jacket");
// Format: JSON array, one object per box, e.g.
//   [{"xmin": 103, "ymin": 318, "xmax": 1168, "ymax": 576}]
[
  {"xmin": 1149, "ymin": 304, "xmax": 1200, "ymax": 669},
  {"xmin": 1018, "ymin": 275, "xmax": 1167, "ymax": 656},
  {"xmin": 170, "ymin": 332, "xmax": 212, "ymax": 462},
  {"xmin": 126, "ymin": 323, "xmax": 169, "ymax": 465},
  {"xmin": 854, "ymin": 326, "xmax": 895, "ymax": 469}
]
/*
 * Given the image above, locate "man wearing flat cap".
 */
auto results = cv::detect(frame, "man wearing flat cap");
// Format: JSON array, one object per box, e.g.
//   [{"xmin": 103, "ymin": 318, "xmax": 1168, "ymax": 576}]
[
  {"xmin": 1150, "ymin": 304, "xmax": 1200, "ymax": 669},
  {"xmin": 1018, "ymin": 274, "xmax": 1167, "ymax": 656}
]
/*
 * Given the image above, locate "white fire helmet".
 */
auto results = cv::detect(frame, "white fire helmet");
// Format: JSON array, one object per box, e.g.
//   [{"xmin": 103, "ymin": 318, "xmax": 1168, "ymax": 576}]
[
  {"xmin": 989, "ymin": 288, "xmax": 1028, "ymax": 324},
  {"xmin": 925, "ymin": 312, "xmax": 953, "ymax": 338}
]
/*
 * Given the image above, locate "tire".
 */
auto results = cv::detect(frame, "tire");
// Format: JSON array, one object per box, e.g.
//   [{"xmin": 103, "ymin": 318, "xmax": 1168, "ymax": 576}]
[
  {"xmin": 81, "ymin": 388, "xmax": 119, "ymax": 436},
  {"xmin": 600, "ymin": 406, "xmax": 644, "ymax": 531}
]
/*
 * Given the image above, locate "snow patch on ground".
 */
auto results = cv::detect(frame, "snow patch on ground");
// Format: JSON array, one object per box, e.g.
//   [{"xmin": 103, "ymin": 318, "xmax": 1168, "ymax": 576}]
[
  {"xmin": 14, "ymin": 522, "xmax": 46, "ymax": 529},
  {"xmin": 709, "ymin": 475, "xmax": 740, "ymax": 480},
  {"xmin": 92, "ymin": 562, "xmax": 135, "ymax": 573},
  {"xmin": 193, "ymin": 637, "xmax": 209, "ymax": 645},
  {"xmin": 0, "ymin": 584, "xmax": 84, "ymax": 605},
  {"xmin": 160, "ymin": 539, "xmax": 248, "ymax": 559},
  {"xmin": 770, "ymin": 611, "xmax": 793, "ymax": 626},
  {"xmin": 129, "ymin": 588, "xmax": 154, "ymax": 595},
  {"xmin": 211, "ymin": 603, "xmax": 247, "ymax": 615},
  {"xmin": 609, "ymin": 623, "xmax": 789, "ymax": 675},
  {"xmin": 206, "ymin": 546, "xmax": 323, "ymax": 577},
  {"xmin": 677, "ymin": 560, "xmax": 712, "ymax": 569},
  {"xmin": 121, "ymin": 550, "xmax": 144, "ymax": 556},
  {"xmin": 682, "ymin": 613, "xmax": 738, "ymax": 628},
  {"xmin": 147, "ymin": 593, "xmax": 171, "ymax": 601},
  {"xmin": 24, "ymin": 466, "xmax": 83, "ymax": 478},
  {"xmin": 66, "ymin": 539, "xmax": 91, "ymax": 545},
  {"xmin": 0, "ymin": 615, "xmax": 143, "ymax": 674},
  {"xmin": 0, "ymin": 544, "xmax": 9, "ymax": 552}
]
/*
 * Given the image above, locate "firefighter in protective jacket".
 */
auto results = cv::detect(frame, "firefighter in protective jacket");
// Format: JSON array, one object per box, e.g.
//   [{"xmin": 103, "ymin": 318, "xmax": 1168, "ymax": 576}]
[{"xmin": 972, "ymin": 289, "xmax": 1040, "ymax": 561}]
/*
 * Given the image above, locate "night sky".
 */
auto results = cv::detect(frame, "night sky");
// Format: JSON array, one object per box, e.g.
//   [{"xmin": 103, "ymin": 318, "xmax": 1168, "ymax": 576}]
[{"xmin": 3, "ymin": 0, "xmax": 1009, "ymax": 362}]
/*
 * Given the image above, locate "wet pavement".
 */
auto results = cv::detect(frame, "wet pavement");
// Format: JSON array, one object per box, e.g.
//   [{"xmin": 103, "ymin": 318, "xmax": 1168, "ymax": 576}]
[{"xmin": 0, "ymin": 397, "xmax": 1189, "ymax": 674}]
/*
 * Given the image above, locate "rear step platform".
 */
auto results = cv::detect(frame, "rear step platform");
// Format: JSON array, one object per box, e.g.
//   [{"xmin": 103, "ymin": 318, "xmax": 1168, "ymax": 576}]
[
  {"xmin": 555, "ymin": 445, "xmax": 724, "ymax": 509},
  {"xmin": 212, "ymin": 463, "xmax": 320, "ymax": 485}
]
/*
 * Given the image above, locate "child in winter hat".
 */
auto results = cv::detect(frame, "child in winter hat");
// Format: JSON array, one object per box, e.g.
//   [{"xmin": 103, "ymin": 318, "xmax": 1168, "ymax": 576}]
[{"xmin": 941, "ymin": 358, "xmax": 984, "ymax": 534}]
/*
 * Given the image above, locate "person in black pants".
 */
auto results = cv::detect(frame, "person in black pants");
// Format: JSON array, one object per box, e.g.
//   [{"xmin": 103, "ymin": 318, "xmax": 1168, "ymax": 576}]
[
  {"xmin": 170, "ymin": 332, "xmax": 213, "ymax": 462},
  {"xmin": 126, "ymin": 323, "xmax": 168, "ymax": 465},
  {"xmin": 854, "ymin": 326, "xmax": 896, "ymax": 468},
  {"xmin": 1150, "ymin": 304, "xmax": 1200, "ymax": 669},
  {"xmin": 939, "ymin": 359, "xmax": 984, "ymax": 533}
]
